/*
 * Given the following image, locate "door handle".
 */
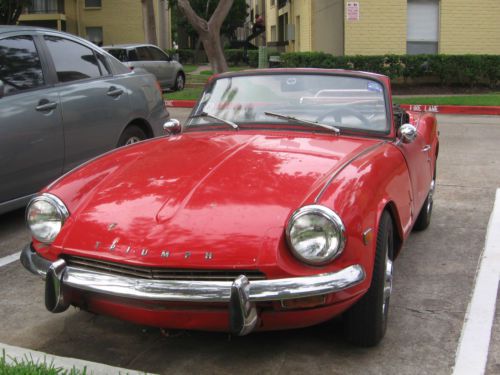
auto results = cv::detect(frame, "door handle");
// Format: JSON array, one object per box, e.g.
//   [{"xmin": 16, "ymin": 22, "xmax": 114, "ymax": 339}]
[
  {"xmin": 36, "ymin": 100, "xmax": 57, "ymax": 112},
  {"xmin": 421, "ymin": 145, "xmax": 431, "ymax": 152},
  {"xmin": 107, "ymin": 87, "xmax": 123, "ymax": 97}
]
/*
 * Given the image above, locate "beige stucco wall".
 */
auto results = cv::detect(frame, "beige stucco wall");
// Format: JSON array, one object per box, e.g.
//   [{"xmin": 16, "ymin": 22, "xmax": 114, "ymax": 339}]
[
  {"xmin": 313, "ymin": 0, "xmax": 344, "ymax": 55},
  {"xmin": 440, "ymin": 0, "xmax": 500, "ymax": 54},
  {"xmin": 344, "ymin": 0, "xmax": 406, "ymax": 55},
  {"xmin": 288, "ymin": 0, "xmax": 312, "ymax": 52}
]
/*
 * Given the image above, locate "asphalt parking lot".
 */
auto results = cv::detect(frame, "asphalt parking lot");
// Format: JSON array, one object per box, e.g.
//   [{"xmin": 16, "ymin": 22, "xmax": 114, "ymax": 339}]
[{"xmin": 0, "ymin": 112, "xmax": 499, "ymax": 375}]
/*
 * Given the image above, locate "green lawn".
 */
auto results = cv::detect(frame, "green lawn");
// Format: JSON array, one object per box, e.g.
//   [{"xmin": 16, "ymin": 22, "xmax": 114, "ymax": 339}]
[
  {"xmin": 394, "ymin": 93, "xmax": 500, "ymax": 106},
  {"xmin": 164, "ymin": 87, "xmax": 203, "ymax": 100},
  {"xmin": 182, "ymin": 64, "xmax": 199, "ymax": 74}
]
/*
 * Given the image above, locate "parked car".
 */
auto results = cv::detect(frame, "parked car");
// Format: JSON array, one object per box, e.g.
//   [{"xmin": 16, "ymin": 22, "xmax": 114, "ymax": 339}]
[
  {"xmin": 0, "ymin": 26, "xmax": 169, "ymax": 214},
  {"xmin": 103, "ymin": 44, "xmax": 185, "ymax": 91},
  {"xmin": 21, "ymin": 69, "xmax": 438, "ymax": 347}
]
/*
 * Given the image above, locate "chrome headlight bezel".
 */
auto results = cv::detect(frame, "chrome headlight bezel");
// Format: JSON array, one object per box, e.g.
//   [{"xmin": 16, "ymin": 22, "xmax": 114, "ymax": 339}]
[
  {"xmin": 286, "ymin": 205, "xmax": 346, "ymax": 266},
  {"xmin": 26, "ymin": 193, "xmax": 69, "ymax": 244}
]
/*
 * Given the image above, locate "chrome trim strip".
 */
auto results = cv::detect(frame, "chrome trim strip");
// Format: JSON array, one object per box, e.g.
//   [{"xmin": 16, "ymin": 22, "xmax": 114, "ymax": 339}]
[
  {"xmin": 314, "ymin": 141, "xmax": 387, "ymax": 203},
  {"xmin": 21, "ymin": 245, "xmax": 366, "ymax": 304}
]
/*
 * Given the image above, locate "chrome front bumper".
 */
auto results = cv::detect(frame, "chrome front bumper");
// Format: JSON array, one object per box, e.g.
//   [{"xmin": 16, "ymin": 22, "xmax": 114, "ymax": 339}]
[{"xmin": 20, "ymin": 244, "xmax": 365, "ymax": 335}]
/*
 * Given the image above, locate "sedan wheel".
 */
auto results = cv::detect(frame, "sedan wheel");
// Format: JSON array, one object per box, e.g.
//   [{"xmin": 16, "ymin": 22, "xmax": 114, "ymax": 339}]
[
  {"xmin": 117, "ymin": 125, "xmax": 147, "ymax": 147},
  {"xmin": 343, "ymin": 211, "xmax": 394, "ymax": 347}
]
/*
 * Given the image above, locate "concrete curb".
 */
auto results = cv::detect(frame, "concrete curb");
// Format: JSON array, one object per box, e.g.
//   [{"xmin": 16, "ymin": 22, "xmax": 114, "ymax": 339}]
[
  {"xmin": 0, "ymin": 343, "xmax": 153, "ymax": 375},
  {"xmin": 164, "ymin": 100, "xmax": 500, "ymax": 116}
]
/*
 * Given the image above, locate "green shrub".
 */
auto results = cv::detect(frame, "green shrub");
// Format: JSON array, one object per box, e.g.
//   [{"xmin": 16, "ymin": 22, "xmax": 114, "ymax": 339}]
[
  {"xmin": 247, "ymin": 50, "xmax": 259, "ymax": 67},
  {"xmin": 280, "ymin": 52, "xmax": 500, "ymax": 87}
]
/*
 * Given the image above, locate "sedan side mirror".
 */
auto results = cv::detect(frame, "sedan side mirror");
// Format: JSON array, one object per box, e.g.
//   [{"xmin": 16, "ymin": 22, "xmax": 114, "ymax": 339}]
[
  {"xmin": 163, "ymin": 119, "xmax": 181, "ymax": 135},
  {"xmin": 398, "ymin": 123, "xmax": 417, "ymax": 144}
]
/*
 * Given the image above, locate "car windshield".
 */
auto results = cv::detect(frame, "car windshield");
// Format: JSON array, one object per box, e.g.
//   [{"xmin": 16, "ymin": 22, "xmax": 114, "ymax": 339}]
[{"xmin": 188, "ymin": 73, "xmax": 389, "ymax": 133}]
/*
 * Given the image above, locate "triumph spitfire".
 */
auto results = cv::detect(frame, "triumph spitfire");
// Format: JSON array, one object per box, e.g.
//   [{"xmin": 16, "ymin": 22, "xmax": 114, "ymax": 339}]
[{"xmin": 21, "ymin": 69, "xmax": 438, "ymax": 347}]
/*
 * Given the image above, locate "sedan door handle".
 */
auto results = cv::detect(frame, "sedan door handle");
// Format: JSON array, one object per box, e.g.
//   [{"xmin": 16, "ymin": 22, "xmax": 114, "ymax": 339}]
[
  {"xmin": 421, "ymin": 145, "xmax": 431, "ymax": 152},
  {"xmin": 36, "ymin": 100, "xmax": 57, "ymax": 112},
  {"xmin": 107, "ymin": 87, "xmax": 123, "ymax": 97}
]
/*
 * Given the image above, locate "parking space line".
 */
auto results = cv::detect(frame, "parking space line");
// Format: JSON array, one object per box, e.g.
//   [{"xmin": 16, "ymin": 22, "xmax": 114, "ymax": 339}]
[
  {"xmin": 0, "ymin": 251, "xmax": 21, "ymax": 268},
  {"xmin": 453, "ymin": 188, "xmax": 500, "ymax": 375}
]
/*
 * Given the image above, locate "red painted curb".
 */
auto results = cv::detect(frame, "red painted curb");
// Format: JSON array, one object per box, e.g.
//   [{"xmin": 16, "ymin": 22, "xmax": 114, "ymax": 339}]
[
  {"xmin": 164, "ymin": 100, "xmax": 500, "ymax": 116},
  {"xmin": 400, "ymin": 104, "xmax": 500, "ymax": 116},
  {"xmin": 165, "ymin": 99, "xmax": 197, "ymax": 108}
]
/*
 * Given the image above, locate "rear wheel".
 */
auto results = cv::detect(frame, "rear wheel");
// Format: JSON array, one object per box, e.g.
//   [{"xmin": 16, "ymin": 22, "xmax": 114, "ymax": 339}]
[
  {"xmin": 173, "ymin": 73, "xmax": 185, "ymax": 91},
  {"xmin": 414, "ymin": 170, "xmax": 436, "ymax": 231},
  {"xmin": 117, "ymin": 125, "xmax": 147, "ymax": 147},
  {"xmin": 343, "ymin": 211, "xmax": 394, "ymax": 347}
]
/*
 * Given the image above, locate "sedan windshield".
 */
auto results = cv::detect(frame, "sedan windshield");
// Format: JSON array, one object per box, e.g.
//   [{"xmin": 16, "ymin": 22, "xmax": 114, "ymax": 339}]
[{"xmin": 188, "ymin": 74, "xmax": 389, "ymax": 133}]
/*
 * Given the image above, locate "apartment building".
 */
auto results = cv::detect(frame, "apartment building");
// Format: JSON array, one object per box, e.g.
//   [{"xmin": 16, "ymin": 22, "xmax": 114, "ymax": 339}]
[
  {"xmin": 264, "ymin": 0, "xmax": 500, "ymax": 55},
  {"xmin": 18, "ymin": 0, "xmax": 172, "ymax": 48}
]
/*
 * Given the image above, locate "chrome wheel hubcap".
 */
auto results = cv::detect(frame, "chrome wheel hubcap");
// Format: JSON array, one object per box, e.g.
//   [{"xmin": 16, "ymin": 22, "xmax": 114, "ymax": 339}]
[
  {"xmin": 125, "ymin": 136, "xmax": 141, "ymax": 145},
  {"xmin": 427, "ymin": 179, "xmax": 436, "ymax": 214},
  {"xmin": 177, "ymin": 76, "xmax": 184, "ymax": 89},
  {"xmin": 382, "ymin": 245, "xmax": 393, "ymax": 316}
]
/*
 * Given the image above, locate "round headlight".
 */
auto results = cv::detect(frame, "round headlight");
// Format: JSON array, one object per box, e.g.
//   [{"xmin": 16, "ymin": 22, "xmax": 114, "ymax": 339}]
[
  {"xmin": 26, "ymin": 194, "xmax": 69, "ymax": 244},
  {"xmin": 286, "ymin": 205, "xmax": 346, "ymax": 265}
]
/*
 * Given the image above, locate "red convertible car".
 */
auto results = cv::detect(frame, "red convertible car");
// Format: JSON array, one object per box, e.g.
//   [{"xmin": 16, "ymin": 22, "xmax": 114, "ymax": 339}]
[{"xmin": 21, "ymin": 69, "xmax": 438, "ymax": 347}]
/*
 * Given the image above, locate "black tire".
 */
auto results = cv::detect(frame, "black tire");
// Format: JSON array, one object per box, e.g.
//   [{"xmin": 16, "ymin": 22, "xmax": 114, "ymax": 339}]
[
  {"xmin": 343, "ymin": 211, "xmax": 394, "ymax": 347},
  {"xmin": 117, "ymin": 125, "xmax": 147, "ymax": 147},
  {"xmin": 413, "ymin": 176, "xmax": 436, "ymax": 231},
  {"xmin": 173, "ymin": 72, "xmax": 185, "ymax": 91}
]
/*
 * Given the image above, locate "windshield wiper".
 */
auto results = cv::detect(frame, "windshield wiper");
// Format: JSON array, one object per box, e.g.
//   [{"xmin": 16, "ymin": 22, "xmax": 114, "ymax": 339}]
[
  {"xmin": 264, "ymin": 111, "xmax": 340, "ymax": 134},
  {"xmin": 189, "ymin": 112, "xmax": 239, "ymax": 130}
]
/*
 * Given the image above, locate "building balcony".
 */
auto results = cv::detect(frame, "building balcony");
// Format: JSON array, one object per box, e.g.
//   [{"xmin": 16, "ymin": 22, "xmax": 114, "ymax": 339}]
[{"xmin": 23, "ymin": 0, "xmax": 65, "ymax": 14}]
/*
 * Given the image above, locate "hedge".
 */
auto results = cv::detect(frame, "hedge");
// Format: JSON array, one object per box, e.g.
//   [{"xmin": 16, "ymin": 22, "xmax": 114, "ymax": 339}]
[{"xmin": 280, "ymin": 52, "xmax": 500, "ymax": 87}]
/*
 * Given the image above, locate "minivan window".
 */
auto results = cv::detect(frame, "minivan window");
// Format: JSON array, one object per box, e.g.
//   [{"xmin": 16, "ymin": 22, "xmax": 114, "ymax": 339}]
[
  {"xmin": 136, "ymin": 47, "xmax": 152, "ymax": 61},
  {"xmin": 44, "ymin": 36, "xmax": 101, "ymax": 82},
  {"xmin": 148, "ymin": 47, "xmax": 168, "ymax": 61},
  {"xmin": 0, "ymin": 35, "xmax": 44, "ymax": 95}
]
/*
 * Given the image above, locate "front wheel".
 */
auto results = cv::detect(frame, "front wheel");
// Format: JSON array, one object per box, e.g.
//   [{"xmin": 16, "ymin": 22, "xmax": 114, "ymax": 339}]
[
  {"xmin": 343, "ymin": 211, "xmax": 394, "ymax": 347},
  {"xmin": 117, "ymin": 125, "xmax": 147, "ymax": 147}
]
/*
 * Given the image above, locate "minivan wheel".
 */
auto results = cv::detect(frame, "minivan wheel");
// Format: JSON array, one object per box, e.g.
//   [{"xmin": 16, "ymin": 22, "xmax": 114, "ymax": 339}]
[{"xmin": 174, "ymin": 73, "xmax": 185, "ymax": 91}]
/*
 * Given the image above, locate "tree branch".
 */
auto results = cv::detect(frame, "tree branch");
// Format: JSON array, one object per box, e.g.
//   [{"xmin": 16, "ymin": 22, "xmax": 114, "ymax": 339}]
[
  {"xmin": 208, "ymin": 0, "xmax": 234, "ymax": 31},
  {"xmin": 177, "ymin": 0, "xmax": 209, "ymax": 33}
]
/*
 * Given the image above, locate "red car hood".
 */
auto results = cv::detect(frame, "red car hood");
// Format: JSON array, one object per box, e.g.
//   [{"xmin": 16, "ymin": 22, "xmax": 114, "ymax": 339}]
[{"xmin": 56, "ymin": 131, "xmax": 379, "ymax": 268}]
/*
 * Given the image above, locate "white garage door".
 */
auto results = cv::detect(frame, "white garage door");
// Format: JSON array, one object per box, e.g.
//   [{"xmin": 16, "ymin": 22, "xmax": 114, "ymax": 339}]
[{"xmin": 407, "ymin": 0, "xmax": 439, "ymax": 54}]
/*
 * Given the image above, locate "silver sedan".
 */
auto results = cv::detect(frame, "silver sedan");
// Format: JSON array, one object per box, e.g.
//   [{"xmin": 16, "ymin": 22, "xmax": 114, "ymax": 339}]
[{"xmin": 0, "ymin": 26, "xmax": 169, "ymax": 214}]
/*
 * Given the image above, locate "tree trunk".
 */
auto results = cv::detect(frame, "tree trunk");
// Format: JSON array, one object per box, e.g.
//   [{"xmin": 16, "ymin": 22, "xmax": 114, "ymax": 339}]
[
  {"xmin": 177, "ymin": 0, "xmax": 233, "ymax": 73},
  {"xmin": 141, "ymin": 0, "xmax": 157, "ymax": 45}
]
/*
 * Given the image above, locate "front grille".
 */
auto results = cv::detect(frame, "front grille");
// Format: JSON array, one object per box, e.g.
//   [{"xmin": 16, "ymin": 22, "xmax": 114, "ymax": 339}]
[{"xmin": 63, "ymin": 255, "xmax": 266, "ymax": 281}]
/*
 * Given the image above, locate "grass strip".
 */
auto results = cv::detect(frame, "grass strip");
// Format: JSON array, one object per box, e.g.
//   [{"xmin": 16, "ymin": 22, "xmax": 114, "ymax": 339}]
[
  {"xmin": 394, "ymin": 94, "xmax": 500, "ymax": 106},
  {"xmin": 0, "ymin": 349, "xmax": 87, "ymax": 375}
]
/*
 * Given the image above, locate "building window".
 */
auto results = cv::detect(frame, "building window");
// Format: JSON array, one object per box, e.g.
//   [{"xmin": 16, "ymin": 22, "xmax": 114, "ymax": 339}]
[
  {"xmin": 271, "ymin": 0, "xmax": 275, "ymax": 7},
  {"xmin": 84, "ymin": 0, "xmax": 101, "ymax": 8},
  {"xmin": 86, "ymin": 27, "xmax": 103, "ymax": 46},
  {"xmin": 407, "ymin": 0, "xmax": 439, "ymax": 54},
  {"xmin": 271, "ymin": 25, "xmax": 277, "ymax": 42}
]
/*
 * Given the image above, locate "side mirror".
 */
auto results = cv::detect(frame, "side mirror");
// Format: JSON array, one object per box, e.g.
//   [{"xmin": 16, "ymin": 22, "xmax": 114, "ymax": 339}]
[
  {"xmin": 398, "ymin": 123, "xmax": 417, "ymax": 144},
  {"xmin": 163, "ymin": 119, "xmax": 181, "ymax": 135},
  {"xmin": 0, "ymin": 80, "xmax": 4, "ymax": 99}
]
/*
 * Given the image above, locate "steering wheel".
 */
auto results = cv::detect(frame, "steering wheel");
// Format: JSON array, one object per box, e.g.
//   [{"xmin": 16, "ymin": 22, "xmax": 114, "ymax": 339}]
[{"xmin": 316, "ymin": 108, "xmax": 370, "ymax": 127}]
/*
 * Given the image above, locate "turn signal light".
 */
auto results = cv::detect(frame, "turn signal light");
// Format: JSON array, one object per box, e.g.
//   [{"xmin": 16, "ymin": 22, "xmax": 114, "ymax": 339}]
[{"xmin": 280, "ymin": 295, "xmax": 326, "ymax": 309}]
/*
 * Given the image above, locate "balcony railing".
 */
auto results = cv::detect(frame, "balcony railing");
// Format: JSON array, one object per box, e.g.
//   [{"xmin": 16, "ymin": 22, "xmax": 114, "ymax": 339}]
[{"xmin": 24, "ymin": 0, "xmax": 65, "ymax": 14}]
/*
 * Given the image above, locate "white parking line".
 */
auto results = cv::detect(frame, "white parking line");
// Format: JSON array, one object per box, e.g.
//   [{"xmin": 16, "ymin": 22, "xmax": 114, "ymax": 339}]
[
  {"xmin": 0, "ymin": 251, "xmax": 21, "ymax": 268},
  {"xmin": 453, "ymin": 188, "xmax": 500, "ymax": 375}
]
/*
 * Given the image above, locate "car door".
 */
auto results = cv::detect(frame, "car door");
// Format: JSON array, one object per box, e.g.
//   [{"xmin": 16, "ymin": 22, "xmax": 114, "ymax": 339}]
[
  {"xmin": 397, "ymin": 124, "xmax": 433, "ymax": 219},
  {"xmin": 41, "ymin": 34, "xmax": 131, "ymax": 172},
  {"xmin": 134, "ymin": 46, "xmax": 158, "ymax": 77},
  {"xmin": 0, "ymin": 33, "xmax": 64, "ymax": 205},
  {"xmin": 148, "ymin": 46, "xmax": 175, "ymax": 88}
]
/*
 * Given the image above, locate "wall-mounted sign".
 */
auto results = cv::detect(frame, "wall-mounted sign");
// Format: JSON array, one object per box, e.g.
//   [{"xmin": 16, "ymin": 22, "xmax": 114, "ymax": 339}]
[{"xmin": 347, "ymin": 2, "xmax": 360, "ymax": 21}]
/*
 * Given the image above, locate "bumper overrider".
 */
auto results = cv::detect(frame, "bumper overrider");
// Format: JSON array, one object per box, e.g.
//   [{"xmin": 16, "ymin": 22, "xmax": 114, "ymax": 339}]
[{"xmin": 20, "ymin": 244, "xmax": 365, "ymax": 335}]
